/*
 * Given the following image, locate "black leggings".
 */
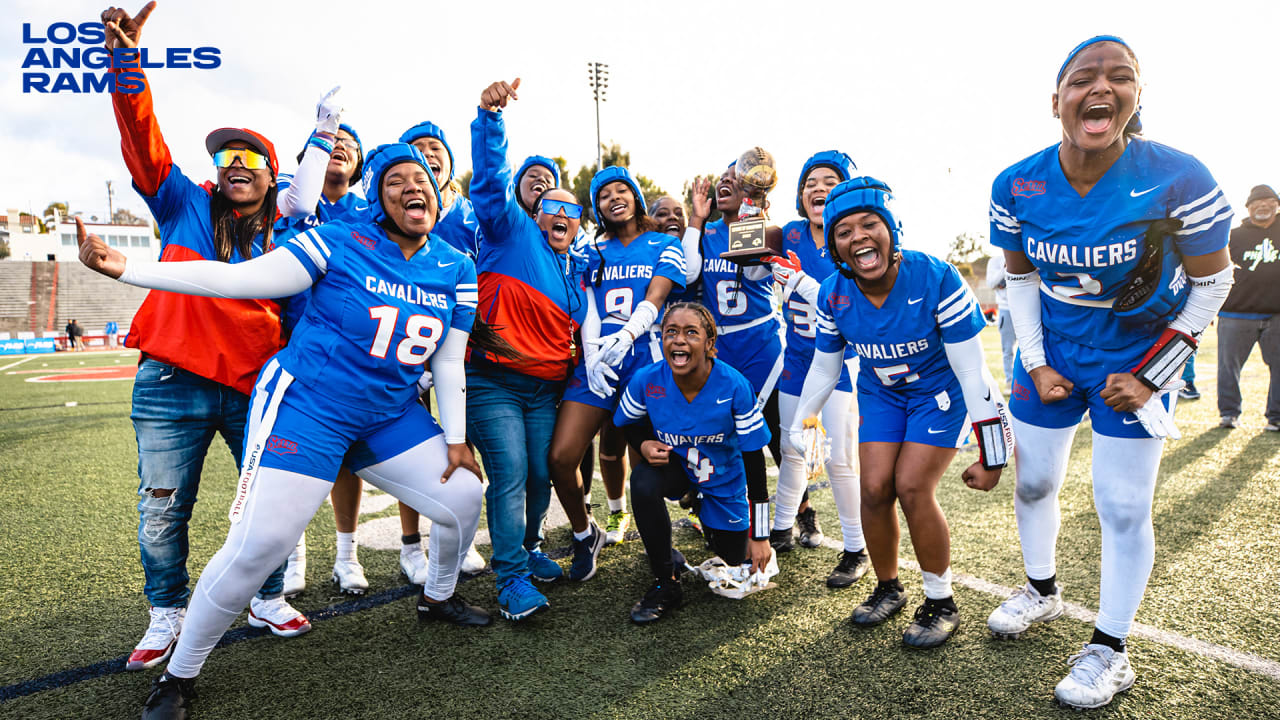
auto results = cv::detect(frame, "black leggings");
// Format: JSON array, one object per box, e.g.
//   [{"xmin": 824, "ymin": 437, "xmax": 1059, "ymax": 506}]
[{"xmin": 631, "ymin": 460, "xmax": 747, "ymax": 581}]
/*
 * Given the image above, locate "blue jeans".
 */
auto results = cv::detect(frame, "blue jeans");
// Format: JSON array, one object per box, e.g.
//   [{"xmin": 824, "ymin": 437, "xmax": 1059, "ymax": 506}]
[
  {"xmin": 131, "ymin": 359, "xmax": 285, "ymax": 608},
  {"xmin": 466, "ymin": 365, "xmax": 562, "ymax": 584}
]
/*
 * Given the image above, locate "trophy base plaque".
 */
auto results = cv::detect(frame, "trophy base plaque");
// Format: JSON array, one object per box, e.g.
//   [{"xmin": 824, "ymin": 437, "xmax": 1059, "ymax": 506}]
[{"xmin": 720, "ymin": 218, "xmax": 780, "ymax": 265}]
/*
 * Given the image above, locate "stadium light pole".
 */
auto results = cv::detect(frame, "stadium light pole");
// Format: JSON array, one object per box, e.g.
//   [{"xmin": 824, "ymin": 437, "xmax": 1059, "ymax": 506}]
[{"xmin": 587, "ymin": 62, "xmax": 608, "ymax": 171}]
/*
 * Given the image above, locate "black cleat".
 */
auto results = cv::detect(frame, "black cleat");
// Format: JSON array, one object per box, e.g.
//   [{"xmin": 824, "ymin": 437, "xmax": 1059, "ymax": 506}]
[
  {"xmin": 630, "ymin": 580, "xmax": 684, "ymax": 624},
  {"xmin": 826, "ymin": 549, "xmax": 871, "ymax": 588},
  {"xmin": 141, "ymin": 672, "xmax": 197, "ymax": 720},
  {"xmin": 850, "ymin": 581, "xmax": 907, "ymax": 626},
  {"xmin": 769, "ymin": 527, "xmax": 795, "ymax": 553},
  {"xmin": 903, "ymin": 600, "xmax": 960, "ymax": 648},
  {"xmin": 417, "ymin": 593, "xmax": 492, "ymax": 626},
  {"xmin": 796, "ymin": 507, "xmax": 825, "ymax": 548}
]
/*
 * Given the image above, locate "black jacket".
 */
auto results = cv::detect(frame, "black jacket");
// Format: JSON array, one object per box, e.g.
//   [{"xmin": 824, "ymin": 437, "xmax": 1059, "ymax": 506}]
[{"xmin": 1221, "ymin": 219, "xmax": 1280, "ymax": 315}]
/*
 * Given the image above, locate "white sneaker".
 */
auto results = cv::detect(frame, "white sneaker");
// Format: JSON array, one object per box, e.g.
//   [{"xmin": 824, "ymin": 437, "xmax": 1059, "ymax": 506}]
[
  {"xmin": 400, "ymin": 545, "xmax": 428, "ymax": 586},
  {"xmin": 1054, "ymin": 643, "xmax": 1136, "ymax": 709},
  {"xmin": 460, "ymin": 543, "xmax": 487, "ymax": 575},
  {"xmin": 247, "ymin": 596, "xmax": 312, "ymax": 638},
  {"xmin": 126, "ymin": 606, "xmax": 186, "ymax": 670},
  {"xmin": 283, "ymin": 536, "xmax": 306, "ymax": 598},
  {"xmin": 987, "ymin": 582, "xmax": 1064, "ymax": 639},
  {"xmin": 695, "ymin": 548, "xmax": 780, "ymax": 600},
  {"xmin": 332, "ymin": 558, "xmax": 369, "ymax": 595}
]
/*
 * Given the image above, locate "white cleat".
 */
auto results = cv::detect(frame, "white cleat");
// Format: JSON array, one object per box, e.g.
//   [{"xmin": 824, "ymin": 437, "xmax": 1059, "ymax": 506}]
[
  {"xmin": 283, "ymin": 536, "xmax": 307, "ymax": 598},
  {"xmin": 987, "ymin": 582, "xmax": 1063, "ymax": 639},
  {"xmin": 1054, "ymin": 644, "xmax": 1136, "ymax": 710},
  {"xmin": 460, "ymin": 543, "xmax": 487, "ymax": 575},
  {"xmin": 247, "ymin": 596, "xmax": 312, "ymax": 638},
  {"xmin": 126, "ymin": 606, "xmax": 185, "ymax": 670},
  {"xmin": 695, "ymin": 548, "xmax": 780, "ymax": 600},
  {"xmin": 399, "ymin": 545, "xmax": 429, "ymax": 586},
  {"xmin": 331, "ymin": 558, "xmax": 369, "ymax": 595}
]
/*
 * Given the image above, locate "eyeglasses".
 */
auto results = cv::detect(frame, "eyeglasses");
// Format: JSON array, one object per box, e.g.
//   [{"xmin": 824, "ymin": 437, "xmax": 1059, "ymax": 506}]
[
  {"xmin": 540, "ymin": 199, "xmax": 583, "ymax": 220},
  {"xmin": 213, "ymin": 147, "xmax": 270, "ymax": 170},
  {"xmin": 334, "ymin": 137, "xmax": 359, "ymax": 150}
]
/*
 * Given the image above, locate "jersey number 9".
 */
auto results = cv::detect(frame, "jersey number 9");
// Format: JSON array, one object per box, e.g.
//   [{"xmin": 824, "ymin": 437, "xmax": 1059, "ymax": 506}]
[{"xmin": 367, "ymin": 305, "xmax": 444, "ymax": 365}]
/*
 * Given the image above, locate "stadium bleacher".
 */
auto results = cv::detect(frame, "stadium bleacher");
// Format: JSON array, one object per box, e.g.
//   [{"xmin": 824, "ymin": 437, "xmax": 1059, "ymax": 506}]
[{"xmin": 54, "ymin": 262, "xmax": 150, "ymax": 338}]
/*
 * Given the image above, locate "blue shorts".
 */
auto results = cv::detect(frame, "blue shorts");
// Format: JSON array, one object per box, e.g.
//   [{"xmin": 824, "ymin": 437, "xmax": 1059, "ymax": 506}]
[
  {"xmin": 778, "ymin": 346, "xmax": 853, "ymax": 396},
  {"xmin": 716, "ymin": 321, "xmax": 783, "ymax": 397},
  {"xmin": 562, "ymin": 332, "xmax": 660, "ymax": 411},
  {"xmin": 678, "ymin": 486, "xmax": 750, "ymax": 534},
  {"xmin": 857, "ymin": 377, "xmax": 968, "ymax": 448},
  {"xmin": 247, "ymin": 360, "xmax": 442, "ymax": 481},
  {"xmin": 1009, "ymin": 331, "xmax": 1169, "ymax": 439}
]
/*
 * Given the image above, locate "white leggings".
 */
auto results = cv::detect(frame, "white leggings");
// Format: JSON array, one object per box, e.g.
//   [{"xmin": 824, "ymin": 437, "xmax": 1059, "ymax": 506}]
[
  {"xmin": 1010, "ymin": 418, "xmax": 1163, "ymax": 639},
  {"xmin": 167, "ymin": 434, "xmax": 483, "ymax": 678},
  {"xmin": 774, "ymin": 389, "xmax": 864, "ymax": 552}
]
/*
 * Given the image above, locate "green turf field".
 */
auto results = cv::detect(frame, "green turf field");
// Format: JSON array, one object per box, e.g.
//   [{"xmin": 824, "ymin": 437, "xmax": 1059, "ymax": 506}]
[{"xmin": 1, "ymin": 328, "xmax": 1278, "ymax": 719}]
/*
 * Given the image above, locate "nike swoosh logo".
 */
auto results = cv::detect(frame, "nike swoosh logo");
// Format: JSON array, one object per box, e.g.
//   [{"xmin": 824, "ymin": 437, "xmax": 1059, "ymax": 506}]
[
  {"xmin": 983, "ymin": 391, "xmax": 991, "ymax": 402},
  {"xmin": 716, "ymin": 397, "xmax": 732, "ymax": 405},
  {"xmin": 1122, "ymin": 417, "xmax": 1140, "ymax": 425},
  {"xmin": 1130, "ymin": 186, "xmax": 1159, "ymax": 197},
  {"xmin": 926, "ymin": 427, "xmax": 947, "ymax": 435},
  {"xmin": 907, "ymin": 297, "xmax": 924, "ymax": 305},
  {"xmin": 437, "ymin": 261, "xmax": 455, "ymax": 268}
]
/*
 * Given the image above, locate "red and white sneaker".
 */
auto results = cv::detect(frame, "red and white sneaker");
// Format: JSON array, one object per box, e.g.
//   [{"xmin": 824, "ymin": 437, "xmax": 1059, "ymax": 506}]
[
  {"xmin": 127, "ymin": 606, "xmax": 186, "ymax": 671},
  {"xmin": 247, "ymin": 596, "xmax": 312, "ymax": 638}
]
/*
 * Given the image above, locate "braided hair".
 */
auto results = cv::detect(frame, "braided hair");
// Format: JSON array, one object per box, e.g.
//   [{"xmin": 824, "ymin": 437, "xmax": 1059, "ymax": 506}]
[{"xmin": 663, "ymin": 301, "xmax": 718, "ymax": 359}]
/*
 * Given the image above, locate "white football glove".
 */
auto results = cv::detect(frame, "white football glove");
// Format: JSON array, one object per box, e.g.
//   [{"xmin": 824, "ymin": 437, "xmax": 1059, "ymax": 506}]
[
  {"xmin": 786, "ymin": 424, "xmax": 808, "ymax": 458},
  {"xmin": 416, "ymin": 370, "xmax": 433, "ymax": 395},
  {"xmin": 695, "ymin": 549, "xmax": 780, "ymax": 600},
  {"xmin": 1132, "ymin": 381, "xmax": 1182, "ymax": 440},
  {"xmin": 586, "ymin": 353, "xmax": 618, "ymax": 399},
  {"xmin": 592, "ymin": 329, "xmax": 635, "ymax": 368},
  {"xmin": 315, "ymin": 85, "xmax": 342, "ymax": 135}
]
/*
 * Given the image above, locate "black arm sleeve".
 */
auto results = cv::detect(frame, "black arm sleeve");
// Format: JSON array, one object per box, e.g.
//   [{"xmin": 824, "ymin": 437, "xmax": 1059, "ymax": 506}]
[
  {"xmin": 743, "ymin": 449, "xmax": 768, "ymax": 505},
  {"xmin": 622, "ymin": 417, "xmax": 657, "ymax": 457}
]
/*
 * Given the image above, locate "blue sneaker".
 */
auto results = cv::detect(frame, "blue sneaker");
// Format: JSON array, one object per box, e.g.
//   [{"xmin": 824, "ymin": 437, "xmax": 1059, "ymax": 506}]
[
  {"xmin": 497, "ymin": 575, "xmax": 549, "ymax": 621},
  {"xmin": 528, "ymin": 549, "xmax": 563, "ymax": 582},
  {"xmin": 568, "ymin": 522, "xmax": 606, "ymax": 581}
]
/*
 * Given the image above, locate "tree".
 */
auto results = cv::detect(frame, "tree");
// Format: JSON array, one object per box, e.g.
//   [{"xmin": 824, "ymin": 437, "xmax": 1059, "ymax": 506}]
[
  {"xmin": 0, "ymin": 241, "xmax": 9, "ymax": 260},
  {"xmin": 568, "ymin": 143, "xmax": 666, "ymax": 227},
  {"xmin": 112, "ymin": 208, "xmax": 148, "ymax": 226},
  {"xmin": 946, "ymin": 232, "xmax": 987, "ymax": 276},
  {"xmin": 43, "ymin": 201, "xmax": 69, "ymax": 222}
]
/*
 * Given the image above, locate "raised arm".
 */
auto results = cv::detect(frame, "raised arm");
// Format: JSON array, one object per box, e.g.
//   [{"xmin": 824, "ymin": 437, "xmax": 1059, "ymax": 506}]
[
  {"xmin": 103, "ymin": 2, "xmax": 169, "ymax": 196},
  {"xmin": 278, "ymin": 87, "xmax": 342, "ymax": 219},
  {"xmin": 469, "ymin": 78, "xmax": 531, "ymax": 245}
]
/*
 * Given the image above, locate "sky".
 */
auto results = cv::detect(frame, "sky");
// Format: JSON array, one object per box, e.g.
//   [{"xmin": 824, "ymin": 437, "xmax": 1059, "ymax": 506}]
[{"xmin": 3, "ymin": 0, "xmax": 1279, "ymax": 258}]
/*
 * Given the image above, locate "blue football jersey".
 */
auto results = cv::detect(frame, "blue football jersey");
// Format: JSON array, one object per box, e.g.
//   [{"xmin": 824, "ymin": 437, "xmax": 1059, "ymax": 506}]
[
  {"xmin": 275, "ymin": 175, "xmax": 368, "ymax": 227},
  {"xmin": 614, "ymin": 360, "xmax": 770, "ymax": 498},
  {"xmin": 815, "ymin": 250, "xmax": 985, "ymax": 395},
  {"xmin": 434, "ymin": 195, "xmax": 483, "ymax": 260},
  {"xmin": 699, "ymin": 219, "xmax": 780, "ymax": 330},
  {"xmin": 583, "ymin": 230, "xmax": 687, "ymax": 333},
  {"xmin": 281, "ymin": 221, "xmax": 477, "ymax": 411},
  {"xmin": 990, "ymin": 137, "xmax": 1232, "ymax": 350}
]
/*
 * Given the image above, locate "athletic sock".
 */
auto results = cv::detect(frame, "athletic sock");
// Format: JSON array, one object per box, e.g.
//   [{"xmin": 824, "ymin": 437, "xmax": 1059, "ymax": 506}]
[
  {"xmin": 921, "ymin": 568, "xmax": 953, "ymax": 600},
  {"xmin": 607, "ymin": 496, "xmax": 626, "ymax": 514},
  {"xmin": 336, "ymin": 531, "xmax": 358, "ymax": 562},
  {"xmin": 1029, "ymin": 574, "xmax": 1058, "ymax": 598},
  {"xmin": 1090, "ymin": 628, "xmax": 1126, "ymax": 653},
  {"xmin": 573, "ymin": 527, "xmax": 592, "ymax": 542},
  {"xmin": 401, "ymin": 532, "xmax": 421, "ymax": 547}
]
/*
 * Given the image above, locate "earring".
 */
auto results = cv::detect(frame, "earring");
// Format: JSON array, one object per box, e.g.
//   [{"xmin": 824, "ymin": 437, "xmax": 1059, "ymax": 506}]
[{"xmin": 1052, "ymin": 112, "xmax": 1060, "ymax": 118}]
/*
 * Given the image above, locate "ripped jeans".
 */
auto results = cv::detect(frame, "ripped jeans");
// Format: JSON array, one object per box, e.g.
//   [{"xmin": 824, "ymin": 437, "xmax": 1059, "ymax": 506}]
[{"xmin": 131, "ymin": 359, "xmax": 285, "ymax": 608}]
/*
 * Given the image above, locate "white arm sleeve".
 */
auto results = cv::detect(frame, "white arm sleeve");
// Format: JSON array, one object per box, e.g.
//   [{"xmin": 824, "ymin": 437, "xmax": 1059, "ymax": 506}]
[
  {"xmin": 789, "ymin": 274, "xmax": 821, "ymax": 306},
  {"xmin": 429, "ymin": 328, "xmax": 471, "ymax": 444},
  {"xmin": 742, "ymin": 263, "xmax": 771, "ymax": 282},
  {"xmin": 985, "ymin": 254, "xmax": 1006, "ymax": 290},
  {"xmin": 277, "ymin": 142, "xmax": 331, "ymax": 219},
  {"xmin": 681, "ymin": 226, "xmax": 702, "ymax": 285},
  {"xmin": 118, "ymin": 248, "xmax": 315, "ymax": 299},
  {"xmin": 583, "ymin": 286, "xmax": 602, "ymax": 344},
  {"xmin": 1169, "ymin": 265, "xmax": 1233, "ymax": 339},
  {"xmin": 943, "ymin": 334, "xmax": 1001, "ymax": 421},
  {"xmin": 790, "ymin": 347, "xmax": 843, "ymax": 431},
  {"xmin": 1005, "ymin": 270, "xmax": 1045, "ymax": 371}
]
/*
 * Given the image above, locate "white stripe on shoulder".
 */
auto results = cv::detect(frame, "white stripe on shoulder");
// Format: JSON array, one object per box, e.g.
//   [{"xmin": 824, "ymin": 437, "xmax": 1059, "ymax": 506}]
[
  {"xmin": 989, "ymin": 200, "xmax": 1020, "ymax": 233},
  {"xmin": 1171, "ymin": 185, "xmax": 1224, "ymax": 219},
  {"xmin": 307, "ymin": 229, "xmax": 331, "ymax": 258},
  {"xmin": 289, "ymin": 232, "xmax": 328, "ymax": 273},
  {"xmin": 1173, "ymin": 190, "xmax": 1230, "ymax": 230}
]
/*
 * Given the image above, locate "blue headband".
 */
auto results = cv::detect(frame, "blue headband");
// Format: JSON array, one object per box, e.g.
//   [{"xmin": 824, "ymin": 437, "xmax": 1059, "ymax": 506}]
[{"xmin": 1057, "ymin": 35, "xmax": 1131, "ymax": 85}]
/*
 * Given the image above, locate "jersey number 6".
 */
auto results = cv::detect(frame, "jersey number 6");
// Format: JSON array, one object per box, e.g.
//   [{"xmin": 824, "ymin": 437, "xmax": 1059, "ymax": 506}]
[{"xmin": 367, "ymin": 306, "xmax": 444, "ymax": 365}]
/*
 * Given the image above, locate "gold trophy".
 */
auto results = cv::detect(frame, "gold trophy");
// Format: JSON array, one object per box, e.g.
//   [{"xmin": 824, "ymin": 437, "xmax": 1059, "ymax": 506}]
[{"xmin": 720, "ymin": 147, "xmax": 781, "ymax": 265}]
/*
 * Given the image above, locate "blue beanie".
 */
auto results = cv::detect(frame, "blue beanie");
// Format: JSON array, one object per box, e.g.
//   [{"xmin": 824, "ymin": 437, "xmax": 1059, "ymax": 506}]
[
  {"xmin": 398, "ymin": 121, "xmax": 454, "ymax": 183},
  {"xmin": 822, "ymin": 176, "xmax": 902, "ymax": 278},
  {"xmin": 589, "ymin": 166, "xmax": 646, "ymax": 224},
  {"xmin": 796, "ymin": 150, "xmax": 857, "ymax": 217},
  {"xmin": 361, "ymin": 143, "xmax": 442, "ymax": 227}
]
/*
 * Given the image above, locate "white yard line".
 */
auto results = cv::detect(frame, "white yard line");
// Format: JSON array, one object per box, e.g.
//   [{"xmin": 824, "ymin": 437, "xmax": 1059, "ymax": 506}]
[{"xmin": 0, "ymin": 356, "xmax": 35, "ymax": 372}]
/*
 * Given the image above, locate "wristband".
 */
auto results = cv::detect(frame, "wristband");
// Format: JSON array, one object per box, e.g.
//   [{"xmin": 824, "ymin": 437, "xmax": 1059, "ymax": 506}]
[
  {"xmin": 306, "ymin": 132, "xmax": 334, "ymax": 155},
  {"xmin": 750, "ymin": 501, "xmax": 770, "ymax": 541},
  {"xmin": 1132, "ymin": 328, "xmax": 1196, "ymax": 392},
  {"xmin": 973, "ymin": 417, "xmax": 1011, "ymax": 470}
]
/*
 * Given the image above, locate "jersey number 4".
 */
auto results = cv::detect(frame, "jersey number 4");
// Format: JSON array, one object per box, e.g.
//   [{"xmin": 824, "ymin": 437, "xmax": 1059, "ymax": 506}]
[
  {"xmin": 685, "ymin": 448, "xmax": 716, "ymax": 484},
  {"xmin": 367, "ymin": 306, "xmax": 443, "ymax": 365}
]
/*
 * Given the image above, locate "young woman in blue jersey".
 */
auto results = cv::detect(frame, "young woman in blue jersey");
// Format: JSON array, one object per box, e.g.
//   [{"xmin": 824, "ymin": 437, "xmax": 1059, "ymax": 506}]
[
  {"xmin": 547, "ymin": 165, "xmax": 688, "ymax": 582},
  {"xmin": 615, "ymin": 303, "xmax": 775, "ymax": 623},
  {"xmin": 789, "ymin": 177, "xmax": 1010, "ymax": 650},
  {"xmin": 986, "ymin": 36, "xmax": 1233, "ymax": 710},
  {"xmin": 763, "ymin": 151, "xmax": 868, "ymax": 589},
  {"xmin": 80, "ymin": 143, "xmax": 510, "ymax": 720},
  {"xmin": 465, "ymin": 78, "xmax": 590, "ymax": 620}
]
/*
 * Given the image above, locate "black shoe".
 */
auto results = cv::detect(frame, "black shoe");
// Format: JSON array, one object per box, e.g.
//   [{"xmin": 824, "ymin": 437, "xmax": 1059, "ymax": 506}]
[
  {"xmin": 796, "ymin": 507, "xmax": 825, "ymax": 548},
  {"xmin": 826, "ymin": 550, "xmax": 871, "ymax": 588},
  {"xmin": 769, "ymin": 528, "xmax": 795, "ymax": 553},
  {"xmin": 417, "ymin": 593, "xmax": 492, "ymax": 626},
  {"xmin": 850, "ymin": 581, "xmax": 907, "ymax": 626},
  {"xmin": 630, "ymin": 580, "xmax": 684, "ymax": 624},
  {"xmin": 142, "ymin": 672, "xmax": 196, "ymax": 720},
  {"xmin": 1177, "ymin": 382, "xmax": 1201, "ymax": 401},
  {"xmin": 902, "ymin": 599, "xmax": 960, "ymax": 648}
]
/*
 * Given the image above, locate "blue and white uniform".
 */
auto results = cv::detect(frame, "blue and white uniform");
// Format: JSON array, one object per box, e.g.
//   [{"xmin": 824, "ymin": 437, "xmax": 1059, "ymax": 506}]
[
  {"xmin": 778, "ymin": 220, "xmax": 853, "ymax": 395},
  {"xmin": 990, "ymin": 138, "xmax": 1231, "ymax": 438},
  {"xmin": 698, "ymin": 219, "xmax": 784, "ymax": 396},
  {"xmin": 563, "ymin": 231, "xmax": 686, "ymax": 409},
  {"xmin": 815, "ymin": 250, "xmax": 987, "ymax": 447},
  {"xmin": 434, "ymin": 196, "xmax": 483, "ymax": 261},
  {"xmin": 614, "ymin": 360, "xmax": 770, "ymax": 530}
]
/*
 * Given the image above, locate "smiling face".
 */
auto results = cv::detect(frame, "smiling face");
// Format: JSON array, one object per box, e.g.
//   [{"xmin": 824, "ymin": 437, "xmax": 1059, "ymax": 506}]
[
  {"xmin": 380, "ymin": 162, "xmax": 438, "ymax": 237},
  {"xmin": 1053, "ymin": 42, "xmax": 1140, "ymax": 157},
  {"xmin": 519, "ymin": 166, "xmax": 557, "ymax": 212},
  {"xmin": 597, "ymin": 180, "xmax": 637, "ymax": 227},
  {"xmin": 327, "ymin": 129, "xmax": 359, "ymax": 183},
  {"xmin": 1248, "ymin": 197, "xmax": 1279, "ymax": 227},
  {"xmin": 715, "ymin": 166, "xmax": 744, "ymax": 215},
  {"xmin": 662, "ymin": 306, "xmax": 715, "ymax": 377},
  {"xmin": 536, "ymin": 188, "xmax": 581, "ymax": 252},
  {"xmin": 801, "ymin": 166, "xmax": 841, "ymax": 224},
  {"xmin": 216, "ymin": 140, "xmax": 274, "ymax": 209},
  {"xmin": 832, "ymin": 211, "xmax": 893, "ymax": 282},
  {"xmin": 410, "ymin": 137, "xmax": 452, "ymax": 188},
  {"xmin": 650, "ymin": 196, "xmax": 686, "ymax": 237}
]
